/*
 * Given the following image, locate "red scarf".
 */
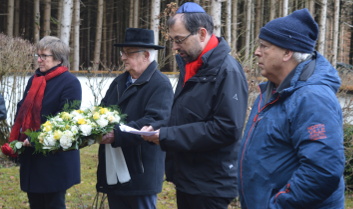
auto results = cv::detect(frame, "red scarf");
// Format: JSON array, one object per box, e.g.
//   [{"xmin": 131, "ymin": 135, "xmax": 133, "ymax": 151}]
[
  {"xmin": 9, "ymin": 66, "xmax": 68, "ymax": 142},
  {"xmin": 184, "ymin": 35, "xmax": 219, "ymax": 83}
]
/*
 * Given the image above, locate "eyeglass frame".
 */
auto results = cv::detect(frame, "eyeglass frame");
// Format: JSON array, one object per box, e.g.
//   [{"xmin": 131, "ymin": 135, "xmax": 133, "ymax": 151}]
[
  {"xmin": 169, "ymin": 33, "xmax": 193, "ymax": 44},
  {"xmin": 35, "ymin": 54, "xmax": 54, "ymax": 60},
  {"xmin": 120, "ymin": 50, "xmax": 145, "ymax": 57}
]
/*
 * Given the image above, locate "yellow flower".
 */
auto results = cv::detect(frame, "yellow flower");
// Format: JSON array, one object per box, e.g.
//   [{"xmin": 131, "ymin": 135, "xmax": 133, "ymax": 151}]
[
  {"xmin": 75, "ymin": 109, "xmax": 83, "ymax": 114},
  {"xmin": 93, "ymin": 112, "xmax": 100, "ymax": 120},
  {"xmin": 60, "ymin": 112, "xmax": 72, "ymax": 120},
  {"xmin": 77, "ymin": 118, "xmax": 86, "ymax": 125},
  {"xmin": 38, "ymin": 133, "xmax": 44, "ymax": 143},
  {"xmin": 107, "ymin": 115, "xmax": 115, "ymax": 122},
  {"xmin": 53, "ymin": 130, "xmax": 63, "ymax": 140},
  {"xmin": 99, "ymin": 107, "xmax": 108, "ymax": 114},
  {"xmin": 43, "ymin": 121, "xmax": 52, "ymax": 132}
]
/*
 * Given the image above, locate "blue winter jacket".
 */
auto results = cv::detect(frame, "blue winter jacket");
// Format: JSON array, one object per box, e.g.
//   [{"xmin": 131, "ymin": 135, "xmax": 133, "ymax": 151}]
[{"xmin": 238, "ymin": 52, "xmax": 345, "ymax": 209}]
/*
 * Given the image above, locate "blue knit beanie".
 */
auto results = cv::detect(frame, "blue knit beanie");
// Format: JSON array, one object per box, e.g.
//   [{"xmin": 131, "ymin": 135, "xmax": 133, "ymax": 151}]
[
  {"xmin": 259, "ymin": 8, "xmax": 319, "ymax": 53},
  {"xmin": 176, "ymin": 2, "xmax": 205, "ymax": 13}
]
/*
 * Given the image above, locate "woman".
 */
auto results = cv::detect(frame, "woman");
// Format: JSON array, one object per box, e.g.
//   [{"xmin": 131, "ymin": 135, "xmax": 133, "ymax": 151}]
[{"xmin": 9, "ymin": 36, "xmax": 82, "ymax": 209}]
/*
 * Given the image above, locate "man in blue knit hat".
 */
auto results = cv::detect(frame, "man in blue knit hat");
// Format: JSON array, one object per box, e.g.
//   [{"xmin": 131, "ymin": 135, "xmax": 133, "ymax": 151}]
[
  {"xmin": 238, "ymin": 8, "xmax": 345, "ymax": 208},
  {"xmin": 142, "ymin": 2, "xmax": 248, "ymax": 209}
]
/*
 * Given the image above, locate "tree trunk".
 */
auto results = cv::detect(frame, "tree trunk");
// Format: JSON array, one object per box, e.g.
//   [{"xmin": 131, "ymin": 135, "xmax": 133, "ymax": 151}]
[
  {"xmin": 211, "ymin": 0, "xmax": 222, "ymax": 36},
  {"xmin": 57, "ymin": 0, "xmax": 63, "ymax": 36},
  {"xmin": 7, "ymin": 0, "xmax": 14, "ymax": 37},
  {"xmin": 270, "ymin": 0, "xmax": 276, "ymax": 20},
  {"xmin": 231, "ymin": 0, "xmax": 238, "ymax": 55},
  {"xmin": 14, "ymin": 0, "xmax": 20, "ymax": 37},
  {"xmin": 129, "ymin": 1, "xmax": 134, "ymax": 27},
  {"xmin": 93, "ymin": 0, "xmax": 104, "ymax": 71},
  {"xmin": 107, "ymin": 0, "xmax": 114, "ymax": 68},
  {"xmin": 282, "ymin": 0, "xmax": 288, "ymax": 16},
  {"xmin": 134, "ymin": 0, "xmax": 139, "ymax": 28},
  {"xmin": 254, "ymin": 0, "xmax": 262, "ymax": 40},
  {"xmin": 102, "ymin": 1, "xmax": 107, "ymax": 69},
  {"xmin": 225, "ymin": 0, "xmax": 232, "ymax": 44},
  {"xmin": 43, "ymin": 0, "xmax": 51, "ymax": 36},
  {"xmin": 331, "ymin": 0, "xmax": 340, "ymax": 67},
  {"xmin": 72, "ymin": 0, "xmax": 80, "ymax": 71},
  {"xmin": 318, "ymin": 0, "xmax": 327, "ymax": 55},
  {"xmin": 60, "ymin": 0, "xmax": 73, "ymax": 46},
  {"xmin": 151, "ymin": 0, "xmax": 161, "ymax": 62},
  {"xmin": 308, "ymin": 0, "xmax": 315, "ymax": 14},
  {"xmin": 244, "ymin": 0, "xmax": 252, "ymax": 62},
  {"xmin": 34, "ymin": 0, "xmax": 40, "ymax": 43}
]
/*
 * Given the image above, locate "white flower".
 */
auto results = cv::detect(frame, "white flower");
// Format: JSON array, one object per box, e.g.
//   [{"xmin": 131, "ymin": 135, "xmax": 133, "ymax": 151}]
[
  {"xmin": 96, "ymin": 118, "xmax": 109, "ymax": 128},
  {"xmin": 79, "ymin": 124, "xmax": 92, "ymax": 136},
  {"xmin": 15, "ymin": 142, "xmax": 23, "ymax": 149},
  {"xmin": 60, "ymin": 135, "xmax": 73, "ymax": 150},
  {"xmin": 43, "ymin": 135, "xmax": 56, "ymax": 148},
  {"xmin": 71, "ymin": 125, "xmax": 79, "ymax": 135}
]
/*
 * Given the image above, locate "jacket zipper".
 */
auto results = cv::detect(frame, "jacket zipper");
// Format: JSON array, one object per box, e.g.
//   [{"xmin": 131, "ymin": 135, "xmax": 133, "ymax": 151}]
[{"xmin": 239, "ymin": 92, "xmax": 280, "ymax": 205}]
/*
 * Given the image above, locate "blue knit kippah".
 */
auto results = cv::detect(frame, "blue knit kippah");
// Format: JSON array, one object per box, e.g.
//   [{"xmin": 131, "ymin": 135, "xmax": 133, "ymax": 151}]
[
  {"xmin": 176, "ymin": 2, "xmax": 205, "ymax": 13},
  {"xmin": 259, "ymin": 8, "xmax": 319, "ymax": 53}
]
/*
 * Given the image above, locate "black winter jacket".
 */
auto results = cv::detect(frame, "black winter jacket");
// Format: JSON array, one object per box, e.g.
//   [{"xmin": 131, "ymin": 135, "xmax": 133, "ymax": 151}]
[
  {"xmin": 159, "ymin": 37, "xmax": 248, "ymax": 198},
  {"xmin": 96, "ymin": 61, "xmax": 174, "ymax": 195}
]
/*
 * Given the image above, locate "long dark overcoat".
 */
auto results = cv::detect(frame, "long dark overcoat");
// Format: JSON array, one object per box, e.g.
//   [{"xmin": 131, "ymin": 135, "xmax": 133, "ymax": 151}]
[
  {"xmin": 16, "ymin": 67, "xmax": 82, "ymax": 193},
  {"xmin": 96, "ymin": 61, "xmax": 174, "ymax": 195}
]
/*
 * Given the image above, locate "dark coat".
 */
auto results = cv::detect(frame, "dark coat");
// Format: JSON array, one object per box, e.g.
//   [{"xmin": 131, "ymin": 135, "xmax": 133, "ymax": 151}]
[
  {"xmin": 239, "ymin": 53, "xmax": 345, "ymax": 209},
  {"xmin": 96, "ymin": 61, "xmax": 174, "ymax": 195},
  {"xmin": 17, "ymin": 67, "xmax": 82, "ymax": 193},
  {"xmin": 159, "ymin": 37, "xmax": 248, "ymax": 198},
  {"xmin": 0, "ymin": 93, "xmax": 6, "ymax": 120}
]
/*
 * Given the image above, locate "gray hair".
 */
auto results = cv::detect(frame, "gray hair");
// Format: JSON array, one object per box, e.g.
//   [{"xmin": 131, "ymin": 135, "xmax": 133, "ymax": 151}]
[
  {"xmin": 292, "ymin": 52, "xmax": 312, "ymax": 63},
  {"xmin": 37, "ymin": 36, "xmax": 70, "ymax": 68},
  {"xmin": 141, "ymin": 48, "xmax": 156, "ymax": 62}
]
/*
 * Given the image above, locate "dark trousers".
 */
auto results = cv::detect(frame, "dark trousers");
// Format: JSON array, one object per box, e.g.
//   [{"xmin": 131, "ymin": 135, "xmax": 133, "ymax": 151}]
[
  {"xmin": 176, "ymin": 190, "xmax": 233, "ymax": 209},
  {"xmin": 107, "ymin": 193, "xmax": 157, "ymax": 209},
  {"xmin": 27, "ymin": 191, "xmax": 66, "ymax": 209}
]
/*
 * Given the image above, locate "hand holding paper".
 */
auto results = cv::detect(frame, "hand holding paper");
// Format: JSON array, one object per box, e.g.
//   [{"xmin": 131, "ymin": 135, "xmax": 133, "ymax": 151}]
[{"xmin": 119, "ymin": 124, "xmax": 158, "ymax": 136}]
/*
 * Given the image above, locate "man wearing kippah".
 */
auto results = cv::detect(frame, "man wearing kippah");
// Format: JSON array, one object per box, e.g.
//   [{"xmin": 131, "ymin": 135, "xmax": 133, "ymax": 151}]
[
  {"xmin": 238, "ymin": 8, "xmax": 345, "ymax": 208},
  {"xmin": 141, "ymin": 2, "xmax": 248, "ymax": 209}
]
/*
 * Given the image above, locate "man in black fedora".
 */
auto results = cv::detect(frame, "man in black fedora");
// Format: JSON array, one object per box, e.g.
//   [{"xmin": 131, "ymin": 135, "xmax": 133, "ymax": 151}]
[{"xmin": 95, "ymin": 28, "xmax": 174, "ymax": 209}]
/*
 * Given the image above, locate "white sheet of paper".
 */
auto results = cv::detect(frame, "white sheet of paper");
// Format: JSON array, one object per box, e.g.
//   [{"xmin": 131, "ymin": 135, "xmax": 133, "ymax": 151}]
[{"xmin": 119, "ymin": 124, "xmax": 158, "ymax": 136}]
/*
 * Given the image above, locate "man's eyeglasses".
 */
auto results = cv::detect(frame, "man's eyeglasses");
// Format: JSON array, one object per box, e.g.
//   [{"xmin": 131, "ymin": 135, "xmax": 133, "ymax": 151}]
[
  {"xmin": 120, "ymin": 50, "xmax": 145, "ymax": 57},
  {"xmin": 169, "ymin": 33, "xmax": 192, "ymax": 44},
  {"xmin": 35, "ymin": 54, "xmax": 53, "ymax": 60}
]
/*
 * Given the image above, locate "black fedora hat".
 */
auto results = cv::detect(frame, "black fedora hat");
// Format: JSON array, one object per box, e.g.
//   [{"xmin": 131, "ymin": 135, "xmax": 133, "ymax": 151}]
[{"xmin": 114, "ymin": 28, "xmax": 164, "ymax": 50}]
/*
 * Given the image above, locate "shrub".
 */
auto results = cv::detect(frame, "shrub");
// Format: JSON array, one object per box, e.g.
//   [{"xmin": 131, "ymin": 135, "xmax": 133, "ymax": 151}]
[
  {"xmin": 0, "ymin": 34, "xmax": 35, "ymax": 145},
  {"xmin": 344, "ymin": 124, "xmax": 353, "ymax": 191}
]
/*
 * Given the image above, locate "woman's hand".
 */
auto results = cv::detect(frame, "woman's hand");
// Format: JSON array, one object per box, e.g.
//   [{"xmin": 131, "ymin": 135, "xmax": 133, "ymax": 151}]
[{"xmin": 23, "ymin": 138, "xmax": 32, "ymax": 147}]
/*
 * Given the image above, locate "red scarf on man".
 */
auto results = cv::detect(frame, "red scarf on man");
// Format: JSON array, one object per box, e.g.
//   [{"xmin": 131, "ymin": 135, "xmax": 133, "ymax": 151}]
[
  {"xmin": 9, "ymin": 66, "xmax": 68, "ymax": 142},
  {"xmin": 184, "ymin": 35, "xmax": 219, "ymax": 83}
]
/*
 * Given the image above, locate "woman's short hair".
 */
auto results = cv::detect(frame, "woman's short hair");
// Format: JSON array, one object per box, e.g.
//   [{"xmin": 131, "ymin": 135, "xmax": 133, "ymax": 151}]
[{"xmin": 37, "ymin": 36, "xmax": 70, "ymax": 68}]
